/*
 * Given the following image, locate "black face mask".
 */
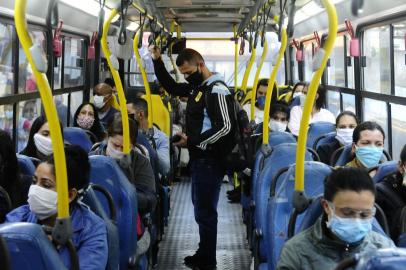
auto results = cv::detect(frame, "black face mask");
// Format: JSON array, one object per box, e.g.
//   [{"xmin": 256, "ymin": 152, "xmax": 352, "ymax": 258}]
[{"xmin": 185, "ymin": 69, "xmax": 204, "ymax": 87}]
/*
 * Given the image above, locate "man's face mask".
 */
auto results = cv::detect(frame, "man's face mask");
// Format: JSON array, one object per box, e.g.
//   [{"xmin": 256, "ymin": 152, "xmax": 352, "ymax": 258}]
[{"xmin": 185, "ymin": 67, "xmax": 204, "ymax": 87}]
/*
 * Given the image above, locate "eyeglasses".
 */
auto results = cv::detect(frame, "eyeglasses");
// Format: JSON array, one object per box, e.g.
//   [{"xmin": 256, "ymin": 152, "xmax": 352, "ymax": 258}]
[{"xmin": 327, "ymin": 201, "xmax": 376, "ymax": 219}]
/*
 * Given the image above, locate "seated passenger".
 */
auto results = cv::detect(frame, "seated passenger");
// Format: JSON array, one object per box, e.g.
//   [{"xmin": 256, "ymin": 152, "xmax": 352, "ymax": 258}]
[
  {"xmin": 242, "ymin": 79, "xmax": 278, "ymax": 124},
  {"xmin": 0, "ymin": 130, "xmax": 31, "ymax": 222},
  {"xmin": 90, "ymin": 113, "xmax": 157, "ymax": 214},
  {"xmin": 345, "ymin": 121, "xmax": 385, "ymax": 171},
  {"xmin": 6, "ymin": 145, "xmax": 108, "ymax": 270},
  {"xmin": 317, "ymin": 111, "xmax": 359, "ymax": 164},
  {"xmin": 20, "ymin": 116, "xmax": 55, "ymax": 161},
  {"xmin": 268, "ymin": 102, "xmax": 290, "ymax": 132},
  {"xmin": 127, "ymin": 98, "xmax": 170, "ymax": 176},
  {"xmin": 277, "ymin": 167, "xmax": 395, "ymax": 270},
  {"xmin": 288, "ymin": 81, "xmax": 308, "ymax": 102},
  {"xmin": 93, "ymin": 83, "xmax": 118, "ymax": 129},
  {"xmin": 288, "ymin": 85, "xmax": 335, "ymax": 136},
  {"xmin": 375, "ymin": 144, "xmax": 406, "ymax": 242},
  {"xmin": 73, "ymin": 102, "xmax": 106, "ymax": 143}
]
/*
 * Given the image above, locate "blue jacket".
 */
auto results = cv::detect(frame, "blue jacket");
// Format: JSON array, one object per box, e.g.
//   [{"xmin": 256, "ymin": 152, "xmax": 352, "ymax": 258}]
[{"xmin": 6, "ymin": 202, "xmax": 108, "ymax": 270}]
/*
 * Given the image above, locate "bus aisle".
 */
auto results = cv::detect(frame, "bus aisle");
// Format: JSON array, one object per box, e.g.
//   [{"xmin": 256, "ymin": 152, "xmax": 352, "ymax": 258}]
[{"xmin": 157, "ymin": 178, "xmax": 251, "ymax": 270}]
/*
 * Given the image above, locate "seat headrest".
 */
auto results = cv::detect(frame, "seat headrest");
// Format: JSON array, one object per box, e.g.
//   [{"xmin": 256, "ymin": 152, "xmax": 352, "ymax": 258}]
[
  {"xmin": 16, "ymin": 154, "xmax": 36, "ymax": 176},
  {"xmin": 63, "ymin": 127, "xmax": 93, "ymax": 153},
  {"xmin": 372, "ymin": 160, "xmax": 398, "ymax": 184}
]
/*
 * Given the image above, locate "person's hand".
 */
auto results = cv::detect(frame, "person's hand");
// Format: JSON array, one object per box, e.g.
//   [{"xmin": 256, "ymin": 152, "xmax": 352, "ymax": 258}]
[
  {"xmin": 173, "ymin": 132, "xmax": 188, "ymax": 148},
  {"xmin": 148, "ymin": 45, "xmax": 161, "ymax": 60}
]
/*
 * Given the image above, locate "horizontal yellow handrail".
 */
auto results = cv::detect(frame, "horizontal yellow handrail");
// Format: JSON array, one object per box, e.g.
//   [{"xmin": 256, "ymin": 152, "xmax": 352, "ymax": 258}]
[
  {"xmin": 262, "ymin": 28, "xmax": 287, "ymax": 145},
  {"xmin": 15, "ymin": 0, "xmax": 69, "ymax": 218},
  {"xmin": 294, "ymin": 0, "xmax": 338, "ymax": 191},
  {"xmin": 101, "ymin": 8, "xmax": 131, "ymax": 154}
]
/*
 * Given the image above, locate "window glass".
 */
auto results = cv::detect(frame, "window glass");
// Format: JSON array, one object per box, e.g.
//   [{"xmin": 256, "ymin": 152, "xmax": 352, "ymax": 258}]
[
  {"xmin": 363, "ymin": 26, "xmax": 391, "ymax": 94},
  {"xmin": 0, "ymin": 104, "xmax": 14, "ymax": 137},
  {"xmin": 54, "ymin": 94, "xmax": 69, "ymax": 127},
  {"xmin": 304, "ymin": 43, "xmax": 313, "ymax": 82},
  {"xmin": 277, "ymin": 57, "xmax": 286, "ymax": 85},
  {"xmin": 54, "ymin": 57, "xmax": 62, "ymax": 89},
  {"xmin": 70, "ymin": 91, "xmax": 84, "ymax": 126},
  {"xmin": 18, "ymin": 31, "xmax": 46, "ymax": 93},
  {"xmin": 291, "ymin": 47, "xmax": 299, "ymax": 83},
  {"xmin": 327, "ymin": 36, "xmax": 345, "ymax": 87},
  {"xmin": 0, "ymin": 23, "xmax": 14, "ymax": 97},
  {"xmin": 393, "ymin": 22, "xmax": 406, "ymax": 97},
  {"xmin": 17, "ymin": 99, "xmax": 41, "ymax": 152},
  {"xmin": 64, "ymin": 37, "xmax": 85, "ymax": 88},
  {"xmin": 342, "ymin": 93, "xmax": 356, "ymax": 113},
  {"xmin": 362, "ymin": 98, "xmax": 388, "ymax": 151},
  {"xmin": 345, "ymin": 35, "xmax": 355, "ymax": 88},
  {"xmin": 326, "ymin": 91, "xmax": 340, "ymax": 116},
  {"xmin": 391, "ymin": 103, "xmax": 406, "ymax": 159}
]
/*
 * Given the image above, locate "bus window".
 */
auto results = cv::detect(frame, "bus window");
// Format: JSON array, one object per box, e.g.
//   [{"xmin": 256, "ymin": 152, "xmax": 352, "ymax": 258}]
[
  {"xmin": 342, "ymin": 93, "xmax": 356, "ymax": 113},
  {"xmin": 363, "ymin": 25, "xmax": 391, "ymax": 94},
  {"xmin": 363, "ymin": 98, "xmax": 389, "ymax": 151},
  {"xmin": 346, "ymin": 35, "xmax": 355, "ymax": 88},
  {"xmin": 54, "ymin": 94, "xmax": 69, "ymax": 127},
  {"xmin": 391, "ymin": 103, "xmax": 406, "ymax": 159},
  {"xmin": 304, "ymin": 42, "xmax": 313, "ymax": 82},
  {"xmin": 326, "ymin": 91, "xmax": 340, "ymax": 116},
  {"xmin": 18, "ymin": 31, "xmax": 46, "ymax": 93},
  {"xmin": 327, "ymin": 35, "xmax": 345, "ymax": 87},
  {"xmin": 0, "ymin": 23, "xmax": 15, "ymax": 97},
  {"xmin": 0, "ymin": 104, "xmax": 14, "ymax": 137},
  {"xmin": 54, "ymin": 56, "xmax": 62, "ymax": 89},
  {"xmin": 17, "ymin": 99, "xmax": 40, "ymax": 152},
  {"xmin": 394, "ymin": 22, "xmax": 406, "ymax": 97},
  {"xmin": 64, "ymin": 37, "xmax": 85, "ymax": 88},
  {"xmin": 291, "ymin": 46, "xmax": 300, "ymax": 83},
  {"xmin": 70, "ymin": 91, "xmax": 84, "ymax": 124}
]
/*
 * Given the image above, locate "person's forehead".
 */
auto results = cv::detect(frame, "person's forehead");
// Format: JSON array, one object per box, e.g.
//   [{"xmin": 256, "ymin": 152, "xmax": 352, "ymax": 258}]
[
  {"xmin": 126, "ymin": 104, "xmax": 136, "ymax": 113},
  {"xmin": 333, "ymin": 190, "xmax": 375, "ymax": 208},
  {"xmin": 178, "ymin": 61, "xmax": 197, "ymax": 73},
  {"xmin": 81, "ymin": 104, "xmax": 93, "ymax": 113},
  {"xmin": 95, "ymin": 84, "xmax": 112, "ymax": 95},
  {"xmin": 359, "ymin": 129, "xmax": 384, "ymax": 141},
  {"xmin": 258, "ymin": 85, "xmax": 268, "ymax": 92}
]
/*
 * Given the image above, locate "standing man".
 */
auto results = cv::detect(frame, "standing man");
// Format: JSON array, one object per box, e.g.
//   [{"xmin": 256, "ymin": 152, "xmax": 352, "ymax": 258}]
[{"xmin": 150, "ymin": 46, "xmax": 234, "ymax": 270}]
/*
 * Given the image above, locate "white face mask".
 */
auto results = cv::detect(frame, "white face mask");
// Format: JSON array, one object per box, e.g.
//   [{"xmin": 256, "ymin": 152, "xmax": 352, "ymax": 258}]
[
  {"xmin": 27, "ymin": 184, "xmax": 57, "ymax": 220},
  {"xmin": 106, "ymin": 140, "xmax": 125, "ymax": 160},
  {"xmin": 269, "ymin": 119, "xmax": 287, "ymax": 132},
  {"xmin": 293, "ymin": 92, "xmax": 302, "ymax": 99},
  {"xmin": 34, "ymin": 133, "xmax": 53, "ymax": 156},
  {"xmin": 335, "ymin": 128, "xmax": 354, "ymax": 146},
  {"xmin": 93, "ymin": 95, "xmax": 106, "ymax": 109},
  {"xmin": 299, "ymin": 94, "xmax": 307, "ymax": 108}
]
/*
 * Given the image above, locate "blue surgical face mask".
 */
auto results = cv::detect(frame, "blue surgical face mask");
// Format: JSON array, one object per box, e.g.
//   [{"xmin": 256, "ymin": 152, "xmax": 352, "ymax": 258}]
[
  {"xmin": 256, "ymin": 96, "xmax": 266, "ymax": 110},
  {"xmin": 355, "ymin": 145, "xmax": 383, "ymax": 168},
  {"xmin": 326, "ymin": 213, "xmax": 373, "ymax": 243}
]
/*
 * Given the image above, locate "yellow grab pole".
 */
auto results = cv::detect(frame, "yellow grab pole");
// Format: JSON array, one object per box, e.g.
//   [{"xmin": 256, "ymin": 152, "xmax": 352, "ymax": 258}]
[
  {"xmin": 15, "ymin": 0, "xmax": 69, "ymax": 218},
  {"xmin": 240, "ymin": 42, "xmax": 256, "ymax": 93},
  {"xmin": 133, "ymin": 27, "xmax": 153, "ymax": 129},
  {"xmin": 262, "ymin": 28, "xmax": 287, "ymax": 145},
  {"xmin": 294, "ymin": 0, "xmax": 337, "ymax": 191},
  {"xmin": 250, "ymin": 32, "xmax": 268, "ymax": 121},
  {"xmin": 234, "ymin": 25, "xmax": 239, "ymax": 95},
  {"xmin": 101, "ymin": 9, "xmax": 131, "ymax": 154}
]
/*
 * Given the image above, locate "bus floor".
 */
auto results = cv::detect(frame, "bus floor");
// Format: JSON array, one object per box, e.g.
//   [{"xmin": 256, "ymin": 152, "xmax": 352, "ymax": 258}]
[{"xmin": 156, "ymin": 178, "xmax": 252, "ymax": 270}]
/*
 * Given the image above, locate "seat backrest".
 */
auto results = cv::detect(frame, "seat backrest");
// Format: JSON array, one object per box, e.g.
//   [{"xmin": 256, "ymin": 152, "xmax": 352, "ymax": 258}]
[
  {"xmin": 307, "ymin": 122, "xmax": 336, "ymax": 149},
  {"xmin": 372, "ymin": 160, "xmax": 398, "ymax": 184},
  {"xmin": 254, "ymin": 143, "xmax": 313, "ymax": 261},
  {"xmin": 268, "ymin": 131, "xmax": 297, "ymax": 147},
  {"xmin": 314, "ymin": 131, "xmax": 336, "ymax": 150},
  {"xmin": 0, "ymin": 223, "xmax": 67, "ymax": 270},
  {"xmin": 63, "ymin": 127, "xmax": 93, "ymax": 153},
  {"xmin": 89, "ymin": 155, "xmax": 138, "ymax": 269},
  {"xmin": 82, "ymin": 186, "xmax": 120, "ymax": 270},
  {"xmin": 355, "ymin": 248, "xmax": 406, "ymax": 270},
  {"xmin": 16, "ymin": 154, "xmax": 36, "ymax": 176},
  {"xmin": 266, "ymin": 161, "xmax": 332, "ymax": 269},
  {"xmin": 289, "ymin": 96, "xmax": 300, "ymax": 109},
  {"xmin": 398, "ymin": 233, "xmax": 406, "ymax": 248}
]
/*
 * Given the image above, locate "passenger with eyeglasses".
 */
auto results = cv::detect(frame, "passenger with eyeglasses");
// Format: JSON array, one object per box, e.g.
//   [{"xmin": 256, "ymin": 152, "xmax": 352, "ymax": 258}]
[{"xmin": 277, "ymin": 167, "xmax": 394, "ymax": 270}]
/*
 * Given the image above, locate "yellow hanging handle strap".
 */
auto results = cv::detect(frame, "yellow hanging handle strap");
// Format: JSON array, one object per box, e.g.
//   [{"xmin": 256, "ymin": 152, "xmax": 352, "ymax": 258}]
[
  {"xmin": 233, "ymin": 25, "xmax": 239, "ymax": 94},
  {"xmin": 240, "ymin": 41, "xmax": 256, "ymax": 93},
  {"xmin": 15, "ymin": 0, "xmax": 69, "ymax": 219},
  {"xmin": 133, "ymin": 27, "xmax": 153, "ymax": 129},
  {"xmin": 294, "ymin": 0, "xmax": 337, "ymax": 192},
  {"xmin": 101, "ymin": 8, "xmax": 131, "ymax": 154},
  {"xmin": 250, "ymin": 32, "xmax": 268, "ymax": 121},
  {"xmin": 262, "ymin": 28, "xmax": 287, "ymax": 145}
]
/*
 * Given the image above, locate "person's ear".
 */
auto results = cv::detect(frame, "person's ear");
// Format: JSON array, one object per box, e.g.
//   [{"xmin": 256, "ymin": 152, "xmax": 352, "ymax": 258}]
[
  {"xmin": 351, "ymin": 142, "xmax": 356, "ymax": 153},
  {"xmin": 68, "ymin": 188, "xmax": 78, "ymax": 203},
  {"xmin": 321, "ymin": 199, "xmax": 331, "ymax": 216}
]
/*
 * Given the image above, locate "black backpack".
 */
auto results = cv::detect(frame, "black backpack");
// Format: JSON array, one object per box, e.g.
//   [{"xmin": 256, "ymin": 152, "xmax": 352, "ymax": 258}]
[{"xmin": 205, "ymin": 81, "xmax": 253, "ymax": 172}]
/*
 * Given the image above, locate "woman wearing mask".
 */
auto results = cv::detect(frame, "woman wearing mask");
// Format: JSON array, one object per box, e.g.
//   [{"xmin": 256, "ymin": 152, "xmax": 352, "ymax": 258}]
[
  {"xmin": 20, "ymin": 116, "xmax": 56, "ymax": 161},
  {"xmin": 317, "ymin": 111, "xmax": 359, "ymax": 164},
  {"xmin": 73, "ymin": 102, "xmax": 106, "ymax": 143},
  {"xmin": 6, "ymin": 145, "xmax": 108, "ymax": 270},
  {"xmin": 277, "ymin": 167, "xmax": 395, "ymax": 270},
  {"xmin": 345, "ymin": 121, "xmax": 385, "ymax": 171},
  {"xmin": 288, "ymin": 85, "xmax": 335, "ymax": 136},
  {"xmin": 90, "ymin": 113, "xmax": 157, "ymax": 215},
  {"xmin": 290, "ymin": 81, "xmax": 308, "ymax": 100}
]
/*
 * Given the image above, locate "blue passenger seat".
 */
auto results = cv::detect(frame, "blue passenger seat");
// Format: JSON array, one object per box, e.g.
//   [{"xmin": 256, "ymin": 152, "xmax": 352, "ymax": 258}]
[
  {"xmin": 313, "ymin": 131, "xmax": 336, "ymax": 151},
  {"xmin": 16, "ymin": 154, "xmax": 36, "ymax": 176},
  {"xmin": 372, "ymin": 160, "xmax": 398, "ymax": 183},
  {"xmin": 307, "ymin": 122, "xmax": 336, "ymax": 149},
  {"xmin": 0, "ymin": 223, "xmax": 67, "ymax": 270},
  {"xmin": 63, "ymin": 127, "xmax": 93, "ymax": 153}
]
